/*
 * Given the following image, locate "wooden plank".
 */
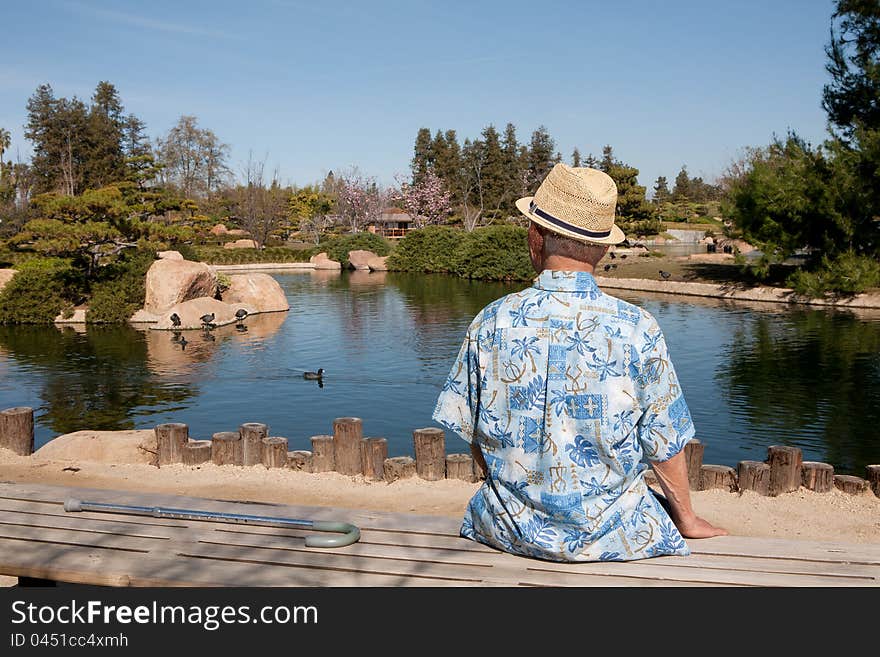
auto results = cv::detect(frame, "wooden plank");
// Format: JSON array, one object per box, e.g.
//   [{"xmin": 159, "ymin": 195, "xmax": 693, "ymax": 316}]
[
  {"xmin": 0, "ymin": 523, "xmax": 162, "ymax": 552},
  {"xmin": 687, "ymin": 535, "xmax": 880, "ymax": 565}
]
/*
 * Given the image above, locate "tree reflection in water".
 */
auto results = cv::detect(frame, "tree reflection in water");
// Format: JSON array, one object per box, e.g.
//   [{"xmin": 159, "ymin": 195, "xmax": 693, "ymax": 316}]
[
  {"xmin": 0, "ymin": 324, "xmax": 196, "ymax": 446},
  {"xmin": 722, "ymin": 309, "xmax": 880, "ymax": 474}
]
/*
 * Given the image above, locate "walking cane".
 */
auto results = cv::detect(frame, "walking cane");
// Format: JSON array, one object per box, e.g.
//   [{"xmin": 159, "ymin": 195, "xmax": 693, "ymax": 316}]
[{"xmin": 64, "ymin": 498, "xmax": 360, "ymax": 548}]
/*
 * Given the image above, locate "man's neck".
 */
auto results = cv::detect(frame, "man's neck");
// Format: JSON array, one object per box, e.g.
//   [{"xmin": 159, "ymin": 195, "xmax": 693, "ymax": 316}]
[{"xmin": 541, "ymin": 255, "xmax": 597, "ymax": 273}]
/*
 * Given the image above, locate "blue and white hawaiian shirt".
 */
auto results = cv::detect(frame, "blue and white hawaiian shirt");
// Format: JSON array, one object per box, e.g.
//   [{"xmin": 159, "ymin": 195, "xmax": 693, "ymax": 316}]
[{"xmin": 432, "ymin": 269, "xmax": 695, "ymax": 562}]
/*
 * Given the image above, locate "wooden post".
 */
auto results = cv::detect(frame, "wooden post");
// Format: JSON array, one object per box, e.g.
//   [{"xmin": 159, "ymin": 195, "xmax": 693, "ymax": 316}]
[
  {"xmin": 156, "ymin": 423, "xmax": 188, "ymax": 466},
  {"xmin": 333, "ymin": 417, "xmax": 364, "ymax": 475},
  {"xmin": 287, "ymin": 450, "xmax": 313, "ymax": 472},
  {"xmin": 0, "ymin": 407, "xmax": 34, "ymax": 456},
  {"xmin": 211, "ymin": 431, "xmax": 242, "ymax": 466},
  {"xmin": 737, "ymin": 460, "xmax": 771, "ymax": 496},
  {"xmin": 683, "ymin": 439, "xmax": 704, "ymax": 490},
  {"xmin": 239, "ymin": 423, "xmax": 267, "ymax": 466},
  {"xmin": 182, "ymin": 440, "xmax": 212, "ymax": 466},
  {"xmin": 834, "ymin": 475, "xmax": 867, "ymax": 495},
  {"xmin": 801, "ymin": 462, "xmax": 834, "ymax": 493},
  {"xmin": 413, "ymin": 428, "xmax": 445, "ymax": 480},
  {"xmin": 310, "ymin": 435, "xmax": 335, "ymax": 472},
  {"xmin": 866, "ymin": 465, "xmax": 880, "ymax": 498},
  {"xmin": 446, "ymin": 453, "xmax": 476, "ymax": 482},
  {"xmin": 361, "ymin": 437, "xmax": 388, "ymax": 480},
  {"xmin": 384, "ymin": 456, "xmax": 416, "ymax": 483},
  {"xmin": 699, "ymin": 465, "xmax": 737, "ymax": 492},
  {"xmin": 767, "ymin": 445, "xmax": 803, "ymax": 496},
  {"xmin": 261, "ymin": 437, "xmax": 288, "ymax": 468}
]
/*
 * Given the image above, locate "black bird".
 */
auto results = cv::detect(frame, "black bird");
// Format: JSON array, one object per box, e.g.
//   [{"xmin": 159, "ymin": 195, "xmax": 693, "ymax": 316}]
[
  {"xmin": 603, "ymin": 264, "xmax": 613, "ymax": 272},
  {"xmin": 619, "ymin": 254, "xmax": 627, "ymax": 259},
  {"xmin": 170, "ymin": 313, "xmax": 181, "ymax": 327},
  {"xmin": 200, "ymin": 312, "xmax": 216, "ymax": 330},
  {"xmin": 179, "ymin": 335, "xmax": 188, "ymax": 350},
  {"xmin": 303, "ymin": 368, "xmax": 324, "ymax": 380},
  {"xmin": 609, "ymin": 251, "xmax": 616, "ymax": 260},
  {"xmin": 659, "ymin": 270, "xmax": 671, "ymax": 280},
  {"xmin": 235, "ymin": 308, "xmax": 248, "ymax": 320},
  {"xmin": 611, "ymin": 263, "xmax": 618, "ymax": 270}
]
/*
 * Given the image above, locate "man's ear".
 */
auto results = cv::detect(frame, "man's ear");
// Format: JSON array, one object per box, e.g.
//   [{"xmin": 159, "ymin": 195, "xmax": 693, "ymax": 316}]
[{"xmin": 527, "ymin": 222, "xmax": 544, "ymax": 270}]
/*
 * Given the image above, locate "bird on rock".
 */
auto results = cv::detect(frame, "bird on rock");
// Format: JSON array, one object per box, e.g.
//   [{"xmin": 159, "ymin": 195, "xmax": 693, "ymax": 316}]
[
  {"xmin": 603, "ymin": 264, "xmax": 613, "ymax": 272},
  {"xmin": 609, "ymin": 252, "xmax": 616, "ymax": 260},
  {"xmin": 303, "ymin": 368, "xmax": 324, "ymax": 380},
  {"xmin": 170, "ymin": 313, "xmax": 181, "ymax": 327},
  {"xmin": 659, "ymin": 270, "xmax": 671, "ymax": 280},
  {"xmin": 235, "ymin": 309, "xmax": 248, "ymax": 320},
  {"xmin": 200, "ymin": 312, "xmax": 216, "ymax": 329}
]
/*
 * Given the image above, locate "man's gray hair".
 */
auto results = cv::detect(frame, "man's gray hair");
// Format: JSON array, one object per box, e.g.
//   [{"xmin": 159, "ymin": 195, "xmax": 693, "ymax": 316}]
[{"xmin": 543, "ymin": 230, "xmax": 608, "ymax": 265}]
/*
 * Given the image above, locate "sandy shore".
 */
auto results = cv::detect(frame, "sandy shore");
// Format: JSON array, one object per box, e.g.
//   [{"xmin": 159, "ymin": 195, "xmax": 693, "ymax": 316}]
[{"xmin": 1, "ymin": 446, "xmax": 878, "ymax": 545}]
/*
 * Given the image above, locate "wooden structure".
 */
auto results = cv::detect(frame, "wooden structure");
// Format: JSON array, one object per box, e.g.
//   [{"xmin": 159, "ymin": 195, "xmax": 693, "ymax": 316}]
[
  {"xmin": 367, "ymin": 208, "xmax": 415, "ymax": 239},
  {"xmin": 0, "ymin": 482, "xmax": 877, "ymax": 587},
  {"xmin": 0, "ymin": 407, "xmax": 34, "ymax": 456}
]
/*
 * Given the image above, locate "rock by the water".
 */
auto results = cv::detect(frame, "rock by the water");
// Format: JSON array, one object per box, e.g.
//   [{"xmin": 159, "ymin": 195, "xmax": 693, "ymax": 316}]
[
  {"xmin": 54, "ymin": 308, "xmax": 87, "ymax": 324},
  {"xmin": 223, "ymin": 239, "xmax": 258, "ymax": 249},
  {"xmin": 309, "ymin": 252, "xmax": 342, "ymax": 270},
  {"xmin": 367, "ymin": 256, "xmax": 389, "ymax": 271},
  {"xmin": 0, "ymin": 269, "xmax": 17, "ymax": 293},
  {"xmin": 221, "ymin": 274, "xmax": 289, "ymax": 313},
  {"xmin": 33, "ymin": 429, "xmax": 158, "ymax": 466},
  {"xmin": 158, "ymin": 250, "xmax": 184, "ymax": 260},
  {"xmin": 144, "ymin": 259, "xmax": 218, "ymax": 314},
  {"xmin": 151, "ymin": 297, "xmax": 255, "ymax": 330},
  {"xmin": 210, "ymin": 224, "xmax": 228, "ymax": 235},
  {"xmin": 129, "ymin": 309, "xmax": 160, "ymax": 324},
  {"xmin": 348, "ymin": 249, "xmax": 377, "ymax": 270}
]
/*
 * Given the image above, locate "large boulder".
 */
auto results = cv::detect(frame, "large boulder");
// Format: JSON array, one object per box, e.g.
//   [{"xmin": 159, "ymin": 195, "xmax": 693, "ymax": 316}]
[
  {"xmin": 151, "ymin": 296, "xmax": 254, "ymax": 330},
  {"xmin": 221, "ymin": 274, "xmax": 289, "ymax": 313},
  {"xmin": 310, "ymin": 252, "xmax": 342, "ymax": 270},
  {"xmin": 33, "ymin": 429, "xmax": 158, "ymax": 466},
  {"xmin": 54, "ymin": 308, "xmax": 87, "ymax": 324},
  {"xmin": 158, "ymin": 250, "xmax": 184, "ymax": 260},
  {"xmin": 367, "ymin": 256, "xmax": 389, "ymax": 271},
  {"xmin": 144, "ymin": 259, "xmax": 218, "ymax": 314},
  {"xmin": 348, "ymin": 249, "xmax": 377, "ymax": 270},
  {"xmin": 0, "ymin": 269, "xmax": 17, "ymax": 294},
  {"xmin": 223, "ymin": 239, "xmax": 258, "ymax": 249},
  {"xmin": 210, "ymin": 224, "xmax": 228, "ymax": 236}
]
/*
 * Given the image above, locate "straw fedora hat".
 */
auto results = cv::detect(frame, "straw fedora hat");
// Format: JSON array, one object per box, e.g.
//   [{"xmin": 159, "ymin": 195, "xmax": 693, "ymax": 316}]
[{"xmin": 515, "ymin": 163, "xmax": 625, "ymax": 245}]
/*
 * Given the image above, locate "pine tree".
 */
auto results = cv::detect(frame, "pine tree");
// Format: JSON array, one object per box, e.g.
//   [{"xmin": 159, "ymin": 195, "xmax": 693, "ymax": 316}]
[
  {"xmin": 653, "ymin": 175, "xmax": 671, "ymax": 204},
  {"xmin": 434, "ymin": 129, "xmax": 461, "ymax": 205},
  {"xmin": 85, "ymin": 81, "xmax": 127, "ymax": 188},
  {"xmin": 604, "ymin": 160, "xmax": 657, "ymax": 231},
  {"xmin": 526, "ymin": 125, "xmax": 555, "ymax": 192},
  {"xmin": 600, "ymin": 145, "xmax": 615, "ymax": 172},
  {"xmin": 571, "ymin": 147, "xmax": 581, "ymax": 167},
  {"xmin": 411, "ymin": 127, "xmax": 433, "ymax": 186},
  {"xmin": 479, "ymin": 124, "xmax": 506, "ymax": 213},
  {"xmin": 672, "ymin": 165, "xmax": 690, "ymax": 202},
  {"xmin": 502, "ymin": 123, "xmax": 522, "ymax": 211}
]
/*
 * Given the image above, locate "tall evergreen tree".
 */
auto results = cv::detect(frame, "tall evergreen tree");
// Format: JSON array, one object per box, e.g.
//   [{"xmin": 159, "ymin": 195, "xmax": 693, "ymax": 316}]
[
  {"xmin": 433, "ymin": 129, "xmax": 461, "ymax": 205},
  {"xmin": 672, "ymin": 165, "xmax": 691, "ymax": 202},
  {"xmin": 822, "ymin": 0, "xmax": 880, "ymax": 140},
  {"xmin": 571, "ymin": 147, "xmax": 581, "ymax": 167},
  {"xmin": 85, "ymin": 81, "xmax": 127, "ymax": 188},
  {"xmin": 600, "ymin": 145, "xmax": 615, "ymax": 172},
  {"xmin": 411, "ymin": 127, "xmax": 433, "ymax": 186},
  {"xmin": 479, "ymin": 124, "xmax": 506, "ymax": 212},
  {"xmin": 653, "ymin": 175, "xmax": 671, "ymax": 204},
  {"xmin": 604, "ymin": 160, "xmax": 657, "ymax": 228},
  {"xmin": 526, "ymin": 125, "xmax": 555, "ymax": 192},
  {"xmin": 501, "ymin": 123, "xmax": 522, "ymax": 210}
]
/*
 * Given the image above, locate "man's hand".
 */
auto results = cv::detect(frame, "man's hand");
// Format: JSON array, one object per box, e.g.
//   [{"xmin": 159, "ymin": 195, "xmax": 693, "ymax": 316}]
[
  {"xmin": 650, "ymin": 447, "xmax": 729, "ymax": 539},
  {"xmin": 674, "ymin": 514, "xmax": 728, "ymax": 539}
]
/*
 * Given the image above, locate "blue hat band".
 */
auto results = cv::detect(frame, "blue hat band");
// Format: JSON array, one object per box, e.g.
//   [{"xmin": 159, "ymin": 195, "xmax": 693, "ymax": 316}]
[{"xmin": 529, "ymin": 201, "xmax": 612, "ymax": 239}]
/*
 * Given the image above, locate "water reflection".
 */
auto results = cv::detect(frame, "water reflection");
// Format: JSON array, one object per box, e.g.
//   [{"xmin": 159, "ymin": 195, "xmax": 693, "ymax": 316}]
[
  {"xmin": 0, "ymin": 273, "xmax": 877, "ymax": 474},
  {"xmin": 0, "ymin": 324, "xmax": 196, "ymax": 438},
  {"xmin": 722, "ymin": 309, "xmax": 880, "ymax": 473}
]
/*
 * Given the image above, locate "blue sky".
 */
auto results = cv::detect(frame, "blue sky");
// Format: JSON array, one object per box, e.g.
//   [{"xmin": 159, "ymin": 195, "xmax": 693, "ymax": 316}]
[{"xmin": 1, "ymin": 0, "xmax": 836, "ymax": 191}]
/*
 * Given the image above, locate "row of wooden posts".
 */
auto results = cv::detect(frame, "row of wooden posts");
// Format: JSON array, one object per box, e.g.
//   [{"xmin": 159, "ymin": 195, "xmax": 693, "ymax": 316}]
[{"xmin": 2, "ymin": 407, "xmax": 879, "ymax": 496}]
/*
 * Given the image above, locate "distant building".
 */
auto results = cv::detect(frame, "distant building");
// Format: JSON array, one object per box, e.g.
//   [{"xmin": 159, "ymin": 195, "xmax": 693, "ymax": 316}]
[{"xmin": 368, "ymin": 208, "xmax": 416, "ymax": 239}]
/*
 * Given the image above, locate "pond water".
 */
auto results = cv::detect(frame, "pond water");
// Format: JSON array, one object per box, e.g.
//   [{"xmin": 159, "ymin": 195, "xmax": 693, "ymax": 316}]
[{"xmin": 1, "ymin": 269, "xmax": 878, "ymax": 475}]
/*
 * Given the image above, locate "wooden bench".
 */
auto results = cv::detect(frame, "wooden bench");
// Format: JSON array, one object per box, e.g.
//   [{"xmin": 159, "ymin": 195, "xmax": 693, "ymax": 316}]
[{"xmin": 0, "ymin": 482, "xmax": 877, "ymax": 587}]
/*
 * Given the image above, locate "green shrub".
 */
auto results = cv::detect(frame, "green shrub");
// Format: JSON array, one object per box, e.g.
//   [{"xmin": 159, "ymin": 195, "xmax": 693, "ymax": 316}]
[
  {"xmin": 787, "ymin": 251, "xmax": 880, "ymax": 297},
  {"xmin": 453, "ymin": 225, "xmax": 534, "ymax": 281},
  {"xmin": 87, "ymin": 249, "xmax": 156, "ymax": 323},
  {"xmin": 319, "ymin": 233, "xmax": 392, "ymax": 264},
  {"xmin": 386, "ymin": 226, "xmax": 465, "ymax": 273},
  {"xmin": 188, "ymin": 245, "xmax": 318, "ymax": 265},
  {"xmin": 0, "ymin": 258, "xmax": 82, "ymax": 324}
]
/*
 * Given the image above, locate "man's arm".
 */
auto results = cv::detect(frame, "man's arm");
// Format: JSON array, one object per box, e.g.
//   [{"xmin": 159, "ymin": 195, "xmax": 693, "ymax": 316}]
[
  {"xmin": 650, "ymin": 449, "xmax": 728, "ymax": 539},
  {"xmin": 471, "ymin": 441, "xmax": 487, "ymax": 480}
]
